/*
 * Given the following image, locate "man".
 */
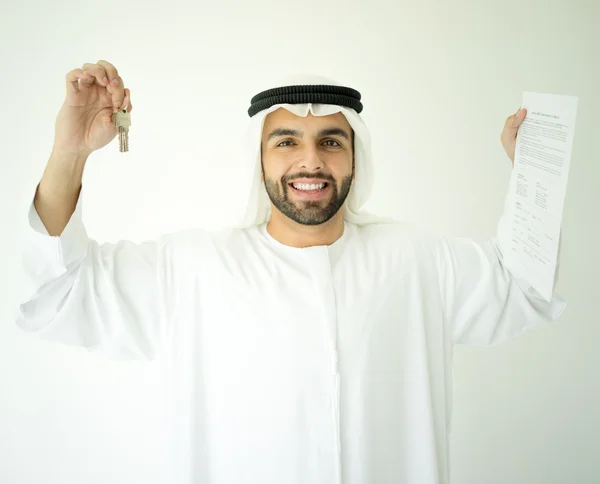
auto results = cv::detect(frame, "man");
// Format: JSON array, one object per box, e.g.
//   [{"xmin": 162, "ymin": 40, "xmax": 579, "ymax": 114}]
[{"xmin": 16, "ymin": 61, "xmax": 565, "ymax": 484}]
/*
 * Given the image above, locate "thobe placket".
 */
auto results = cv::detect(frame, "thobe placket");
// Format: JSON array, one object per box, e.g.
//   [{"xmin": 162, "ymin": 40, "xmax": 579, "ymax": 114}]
[{"xmin": 304, "ymin": 246, "xmax": 342, "ymax": 484}]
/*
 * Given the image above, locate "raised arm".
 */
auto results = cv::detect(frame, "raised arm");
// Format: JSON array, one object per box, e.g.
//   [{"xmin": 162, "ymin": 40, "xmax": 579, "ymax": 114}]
[
  {"xmin": 15, "ymin": 60, "xmax": 176, "ymax": 361},
  {"xmin": 435, "ymin": 107, "xmax": 567, "ymax": 345}
]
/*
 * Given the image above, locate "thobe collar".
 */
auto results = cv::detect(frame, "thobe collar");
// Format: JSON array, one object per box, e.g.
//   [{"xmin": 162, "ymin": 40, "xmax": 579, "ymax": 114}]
[{"xmin": 259, "ymin": 220, "xmax": 354, "ymax": 255}]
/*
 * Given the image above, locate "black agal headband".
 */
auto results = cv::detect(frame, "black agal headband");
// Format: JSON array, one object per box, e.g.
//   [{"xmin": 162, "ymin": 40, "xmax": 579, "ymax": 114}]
[{"xmin": 248, "ymin": 84, "xmax": 363, "ymax": 117}]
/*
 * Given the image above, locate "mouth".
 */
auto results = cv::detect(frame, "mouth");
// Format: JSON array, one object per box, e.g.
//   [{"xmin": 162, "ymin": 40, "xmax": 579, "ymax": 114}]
[{"xmin": 288, "ymin": 181, "xmax": 331, "ymax": 200}]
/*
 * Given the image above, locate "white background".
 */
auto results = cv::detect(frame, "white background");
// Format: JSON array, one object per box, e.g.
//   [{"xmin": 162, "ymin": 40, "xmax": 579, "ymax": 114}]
[{"xmin": 0, "ymin": 0, "xmax": 598, "ymax": 483}]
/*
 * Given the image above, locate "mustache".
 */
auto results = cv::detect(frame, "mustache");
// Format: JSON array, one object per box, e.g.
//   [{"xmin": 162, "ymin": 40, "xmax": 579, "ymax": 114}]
[{"xmin": 283, "ymin": 173, "xmax": 334, "ymax": 183}]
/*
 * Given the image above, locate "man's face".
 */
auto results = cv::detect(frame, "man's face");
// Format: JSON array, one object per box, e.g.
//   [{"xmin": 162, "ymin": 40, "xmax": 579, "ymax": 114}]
[{"xmin": 261, "ymin": 108, "xmax": 355, "ymax": 226}]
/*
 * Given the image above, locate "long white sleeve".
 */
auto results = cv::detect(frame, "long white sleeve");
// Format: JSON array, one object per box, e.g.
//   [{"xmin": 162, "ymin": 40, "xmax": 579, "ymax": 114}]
[
  {"xmin": 15, "ymin": 185, "xmax": 178, "ymax": 361},
  {"xmin": 434, "ymin": 208, "xmax": 566, "ymax": 346}
]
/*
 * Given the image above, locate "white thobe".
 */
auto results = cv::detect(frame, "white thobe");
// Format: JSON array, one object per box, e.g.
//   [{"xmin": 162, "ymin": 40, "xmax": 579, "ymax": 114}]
[{"xmin": 16, "ymin": 185, "xmax": 566, "ymax": 484}]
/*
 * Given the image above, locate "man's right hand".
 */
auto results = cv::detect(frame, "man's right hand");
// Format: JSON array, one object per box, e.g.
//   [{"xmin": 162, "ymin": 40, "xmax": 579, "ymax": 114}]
[{"xmin": 52, "ymin": 60, "xmax": 133, "ymax": 158}]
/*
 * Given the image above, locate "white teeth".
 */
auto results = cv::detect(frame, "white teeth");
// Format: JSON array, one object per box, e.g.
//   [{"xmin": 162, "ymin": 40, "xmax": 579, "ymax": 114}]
[{"xmin": 292, "ymin": 183, "xmax": 326, "ymax": 191}]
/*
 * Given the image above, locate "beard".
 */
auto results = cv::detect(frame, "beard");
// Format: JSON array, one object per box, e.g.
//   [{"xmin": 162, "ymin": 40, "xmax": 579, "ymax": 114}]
[{"xmin": 263, "ymin": 170, "xmax": 353, "ymax": 226}]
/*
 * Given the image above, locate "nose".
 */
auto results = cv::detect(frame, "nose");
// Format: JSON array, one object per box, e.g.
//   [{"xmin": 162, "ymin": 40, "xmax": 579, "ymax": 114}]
[{"xmin": 298, "ymin": 144, "xmax": 324, "ymax": 172}]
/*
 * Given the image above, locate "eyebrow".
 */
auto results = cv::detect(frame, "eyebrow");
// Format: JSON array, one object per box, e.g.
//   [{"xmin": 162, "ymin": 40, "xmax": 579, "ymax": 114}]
[{"xmin": 267, "ymin": 127, "xmax": 350, "ymax": 142}]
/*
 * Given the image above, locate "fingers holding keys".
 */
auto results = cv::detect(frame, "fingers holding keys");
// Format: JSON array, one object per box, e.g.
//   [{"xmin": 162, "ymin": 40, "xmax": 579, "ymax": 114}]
[
  {"xmin": 65, "ymin": 67, "xmax": 102, "ymax": 94},
  {"xmin": 71, "ymin": 60, "xmax": 126, "ymax": 111},
  {"xmin": 119, "ymin": 88, "xmax": 133, "ymax": 113},
  {"xmin": 66, "ymin": 68, "xmax": 85, "ymax": 93},
  {"xmin": 95, "ymin": 60, "xmax": 127, "ymax": 112},
  {"xmin": 79, "ymin": 62, "xmax": 109, "ymax": 88},
  {"xmin": 64, "ymin": 60, "xmax": 132, "ymax": 114},
  {"xmin": 57, "ymin": 60, "xmax": 133, "ymax": 155}
]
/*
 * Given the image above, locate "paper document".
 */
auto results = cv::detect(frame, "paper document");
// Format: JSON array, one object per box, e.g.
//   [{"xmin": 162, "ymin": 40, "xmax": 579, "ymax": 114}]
[{"xmin": 506, "ymin": 91, "xmax": 578, "ymax": 301}]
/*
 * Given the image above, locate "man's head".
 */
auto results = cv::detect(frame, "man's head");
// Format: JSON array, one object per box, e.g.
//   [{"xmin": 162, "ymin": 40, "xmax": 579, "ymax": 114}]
[{"xmin": 260, "ymin": 107, "xmax": 355, "ymax": 226}]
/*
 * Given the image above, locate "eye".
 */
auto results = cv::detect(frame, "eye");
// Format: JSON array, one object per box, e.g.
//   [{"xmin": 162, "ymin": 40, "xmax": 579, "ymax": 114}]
[
  {"xmin": 275, "ymin": 139, "xmax": 295, "ymax": 148},
  {"xmin": 323, "ymin": 139, "xmax": 341, "ymax": 147}
]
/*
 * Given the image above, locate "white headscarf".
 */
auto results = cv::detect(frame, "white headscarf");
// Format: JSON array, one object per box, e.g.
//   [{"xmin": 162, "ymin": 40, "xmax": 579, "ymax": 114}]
[{"xmin": 235, "ymin": 74, "xmax": 397, "ymax": 228}]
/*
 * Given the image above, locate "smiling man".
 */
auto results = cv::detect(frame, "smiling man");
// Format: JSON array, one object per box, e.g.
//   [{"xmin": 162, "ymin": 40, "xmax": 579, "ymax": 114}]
[
  {"xmin": 261, "ymin": 108, "xmax": 356, "ymax": 246},
  {"xmin": 17, "ymin": 66, "xmax": 567, "ymax": 484}
]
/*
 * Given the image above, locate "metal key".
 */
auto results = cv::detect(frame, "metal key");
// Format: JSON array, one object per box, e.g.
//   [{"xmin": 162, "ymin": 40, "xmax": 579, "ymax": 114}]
[{"xmin": 113, "ymin": 108, "xmax": 131, "ymax": 152}]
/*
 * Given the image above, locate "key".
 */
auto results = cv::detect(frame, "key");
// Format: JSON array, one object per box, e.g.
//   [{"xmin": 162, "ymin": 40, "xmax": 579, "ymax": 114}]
[{"xmin": 113, "ymin": 108, "xmax": 131, "ymax": 152}]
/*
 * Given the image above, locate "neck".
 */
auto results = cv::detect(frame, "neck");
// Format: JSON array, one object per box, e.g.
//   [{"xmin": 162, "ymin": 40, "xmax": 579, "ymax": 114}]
[{"xmin": 266, "ymin": 208, "xmax": 346, "ymax": 248}]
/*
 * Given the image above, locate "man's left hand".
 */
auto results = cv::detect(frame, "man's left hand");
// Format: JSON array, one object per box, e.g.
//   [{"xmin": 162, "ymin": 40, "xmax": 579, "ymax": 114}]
[{"xmin": 501, "ymin": 107, "xmax": 527, "ymax": 167}]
